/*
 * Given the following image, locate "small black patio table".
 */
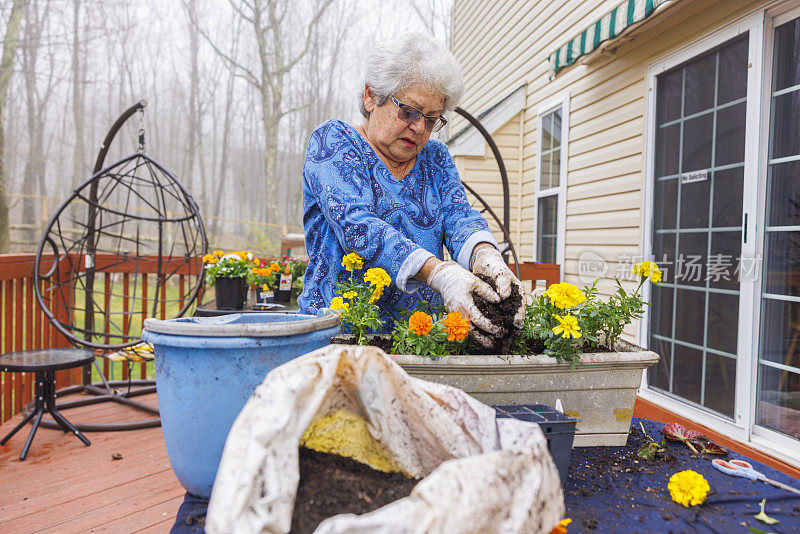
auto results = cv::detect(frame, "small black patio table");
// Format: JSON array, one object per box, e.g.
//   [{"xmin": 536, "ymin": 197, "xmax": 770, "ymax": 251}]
[{"xmin": 0, "ymin": 349, "xmax": 94, "ymax": 460}]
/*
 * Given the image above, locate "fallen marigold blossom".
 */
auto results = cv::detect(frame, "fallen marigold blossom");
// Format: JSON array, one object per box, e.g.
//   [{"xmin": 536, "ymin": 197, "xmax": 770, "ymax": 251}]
[
  {"xmin": 549, "ymin": 518, "xmax": 572, "ymax": 534},
  {"xmin": 443, "ymin": 312, "xmax": 470, "ymax": 341},
  {"xmin": 668, "ymin": 470, "xmax": 709, "ymax": 507},
  {"xmin": 409, "ymin": 311, "xmax": 433, "ymax": 336},
  {"xmin": 545, "ymin": 282, "xmax": 586, "ymax": 309}
]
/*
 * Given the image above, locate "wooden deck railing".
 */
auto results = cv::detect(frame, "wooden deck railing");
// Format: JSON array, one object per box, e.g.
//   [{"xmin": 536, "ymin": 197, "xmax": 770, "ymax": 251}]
[
  {"xmin": 1, "ymin": 256, "xmax": 555, "ymax": 425},
  {"xmin": 511, "ymin": 262, "xmax": 561, "ymax": 289},
  {"xmin": 0, "ymin": 253, "xmax": 202, "ymax": 425}
]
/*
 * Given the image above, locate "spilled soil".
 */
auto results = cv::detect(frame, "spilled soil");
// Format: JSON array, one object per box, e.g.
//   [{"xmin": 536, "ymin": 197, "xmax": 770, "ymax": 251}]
[{"xmin": 290, "ymin": 447, "xmax": 419, "ymax": 534}]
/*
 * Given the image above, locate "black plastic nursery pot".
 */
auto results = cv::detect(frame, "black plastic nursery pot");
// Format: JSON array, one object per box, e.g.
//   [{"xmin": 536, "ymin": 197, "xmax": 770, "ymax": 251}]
[
  {"xmin": 215, "ymin": 276, "xmax": 247, "ymax": 310},
  {"xmin": 493, "ymin": 403, "xmax": 577, "ymax": 482},
  {"xmin": 274, "ymin": 288, "xmax": 291, "ymax": 303},
  {"xmin": 254, "ymin": 287, "xmax": 275, "ymax": 304}
]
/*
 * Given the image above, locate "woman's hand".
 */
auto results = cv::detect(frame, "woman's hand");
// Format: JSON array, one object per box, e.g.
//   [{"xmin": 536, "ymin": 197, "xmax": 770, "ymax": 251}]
[
  {"xmin": 471, "ymin": 247, "xmax": 525, "ymax": 329},
  {"xmin": 426, "ymin": 261, "xmax": 503, "ymax": 347}
]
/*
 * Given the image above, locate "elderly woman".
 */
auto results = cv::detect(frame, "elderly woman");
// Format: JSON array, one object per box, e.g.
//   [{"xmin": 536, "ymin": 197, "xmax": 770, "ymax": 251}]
[{"xmin": 298, "ymin": 32, "xmax": 524, "ymax": 347}]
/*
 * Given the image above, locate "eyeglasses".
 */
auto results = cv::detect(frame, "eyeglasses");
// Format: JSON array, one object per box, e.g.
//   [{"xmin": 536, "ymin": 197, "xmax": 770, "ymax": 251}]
[{"xmin": 391, "ymin": 97, "xmax": 447, "ymax": 132}]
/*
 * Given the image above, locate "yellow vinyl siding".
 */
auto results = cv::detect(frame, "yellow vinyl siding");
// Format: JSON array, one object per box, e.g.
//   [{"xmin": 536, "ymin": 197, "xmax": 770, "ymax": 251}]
[
  {"xmin": 456, "ymin": 112, "xmax": 524, "ymax": 257},
  {"xmin": 451, "ymin": 0, "xmax": 768, "ymax": 298}
]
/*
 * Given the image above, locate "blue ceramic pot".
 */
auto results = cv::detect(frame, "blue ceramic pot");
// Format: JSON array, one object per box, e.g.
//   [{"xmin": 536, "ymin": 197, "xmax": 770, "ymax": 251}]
[{"xmin": 142, "ymin": 310, "xmax": 339, "ymax": 497}]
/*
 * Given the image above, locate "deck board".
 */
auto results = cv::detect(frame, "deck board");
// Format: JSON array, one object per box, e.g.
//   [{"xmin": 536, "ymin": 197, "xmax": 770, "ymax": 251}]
[{"xmin": 0, "ymin": 391, "xmax": 183, "ymax": 533}]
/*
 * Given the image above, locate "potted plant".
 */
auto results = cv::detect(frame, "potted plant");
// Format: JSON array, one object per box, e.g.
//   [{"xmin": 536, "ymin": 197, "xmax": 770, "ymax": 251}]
[
  {"xmin": 203, "ymin": 250, "xmax": 257, "ymax": 310},
  {"xmin": 256, "ymin": 256, "xmax": 308, "ymax": 304},
  {"xmin": 330, "ymin": 253, "xmax": 662, "ymax": 446},
  {"xmin": 248, "ymin": 260, "xmax": 281, "ymax": 305}
]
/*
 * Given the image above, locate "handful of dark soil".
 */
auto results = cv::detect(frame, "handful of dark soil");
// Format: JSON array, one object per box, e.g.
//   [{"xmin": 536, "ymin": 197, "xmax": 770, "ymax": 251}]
[
  {"xmin": 290, "ymin": 447, "xmax": 419, "ymax": 534},
  {"xmin": 471, "ymin": 274, "xmax": 523, "ymax": 354}
]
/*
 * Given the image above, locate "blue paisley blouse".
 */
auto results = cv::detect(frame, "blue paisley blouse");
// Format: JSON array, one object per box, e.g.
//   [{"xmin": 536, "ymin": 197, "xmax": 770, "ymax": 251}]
[{"xmin": 297, "ymin": 119, "xmax": 498, "ymax": 331}]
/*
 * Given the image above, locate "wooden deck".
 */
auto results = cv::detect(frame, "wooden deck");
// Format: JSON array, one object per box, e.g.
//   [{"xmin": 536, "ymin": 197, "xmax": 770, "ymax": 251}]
[{"xmin": 0, "ymin": 392, "xmax": 183, "ymax": 533}]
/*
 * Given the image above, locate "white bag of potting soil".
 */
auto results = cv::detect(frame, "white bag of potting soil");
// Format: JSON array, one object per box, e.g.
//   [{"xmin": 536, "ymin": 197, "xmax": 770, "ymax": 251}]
[{"xmin": 205, "ymin": 344, "xmax": 564, "ymax": 534}]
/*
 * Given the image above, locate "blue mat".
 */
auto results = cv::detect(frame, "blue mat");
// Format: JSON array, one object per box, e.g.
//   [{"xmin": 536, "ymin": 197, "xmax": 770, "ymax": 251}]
[
  {"xmin": 170, "ymin": 418, "xmax": 800, "ymax": 533},
  {"xmin": 171, "ymin": 493, "xmax": 208, "ymax": 533},
  {"xmin": 564, "ymin": 418, "xmax": 800, "ymax": 533}
]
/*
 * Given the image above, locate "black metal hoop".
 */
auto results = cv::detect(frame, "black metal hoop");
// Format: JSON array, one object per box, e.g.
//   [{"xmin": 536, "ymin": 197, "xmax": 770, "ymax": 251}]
[{"xmin": 453, "ymin": 107, "xmax": 521, "ymax": 278}]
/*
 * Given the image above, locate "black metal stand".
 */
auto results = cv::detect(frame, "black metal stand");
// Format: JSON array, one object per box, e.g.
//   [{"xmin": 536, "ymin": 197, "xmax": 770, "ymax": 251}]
[
  {"xmin": 28, "ymin": 101, "xmax": 206, "ymax": 432},
  {"xmin": 2, "ymin": 370, "xmax": 91, "ymax": 461},
  {"xmin": 35, "ymin": 359, "xmax": 160, "ymax": 431}
]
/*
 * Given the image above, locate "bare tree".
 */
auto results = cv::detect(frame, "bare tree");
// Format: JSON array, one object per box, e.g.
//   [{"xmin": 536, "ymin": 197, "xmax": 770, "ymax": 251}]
[
  {"xmin": 0, "ymin": 0, "xmax": 28, "ymax": 253},
  {"xmin": 20, "ymin": 0, "xmax": 54, "ymax": 245},
  {"xmin": 195, "ymin": 0, "xmax": 333, "ymax": 226},
  {"xmin": 409, "ymin": 0, "xmax": 452, "ymax": 45},
  {"xmin": 70, "ymin": 0, "xmax": 85, "ymax": 188},
  {"xmin": 209, "ymin": 14, "xmax": 245, "ymax": 241}
]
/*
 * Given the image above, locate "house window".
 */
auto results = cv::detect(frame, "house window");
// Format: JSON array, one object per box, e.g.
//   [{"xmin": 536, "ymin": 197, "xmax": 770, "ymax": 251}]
[{"xmin": 537, "ymin": 107, "xmax": 563, "ymax": 264}]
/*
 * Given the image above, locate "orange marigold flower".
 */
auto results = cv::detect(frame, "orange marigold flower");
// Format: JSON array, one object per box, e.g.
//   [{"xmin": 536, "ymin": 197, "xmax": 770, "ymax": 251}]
[
  {"xmin": 409, "ymin": 311, "xmax": 433, "ymax": 336},
  {"xmin": 550, "ymin": 518, "xmax": 572, "ymax": 534},
  {"xmin": 443, "ymin": 312, "xmax": 470, "ymax": 341}
]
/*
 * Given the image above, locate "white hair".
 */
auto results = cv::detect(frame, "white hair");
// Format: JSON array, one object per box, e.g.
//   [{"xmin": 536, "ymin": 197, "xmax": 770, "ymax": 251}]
[{"xmin": 358, "ymin": 32, "xmax": 465, "ymax": 118}]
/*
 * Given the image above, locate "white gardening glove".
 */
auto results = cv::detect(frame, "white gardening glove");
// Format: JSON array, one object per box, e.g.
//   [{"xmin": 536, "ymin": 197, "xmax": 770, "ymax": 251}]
[
  {"xmin": 471, "ymin": 247, "xmax": 526, "ymax": 329},
  {"xmin": 427, "ymin": 261, "xmax": 502, "ymax": 347}
]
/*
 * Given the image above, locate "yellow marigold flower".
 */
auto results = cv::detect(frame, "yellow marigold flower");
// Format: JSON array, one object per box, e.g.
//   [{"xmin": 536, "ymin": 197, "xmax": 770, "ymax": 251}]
[
  {"xmin": 202, "ymin": 253, "xmax": 215, "ymax": 263},
  {"xmin": 342, "ymin": 252, "xmax": 364, "ymax": 272},
  {"xmin": 550, "ymin": 518, "xmax": 572, "ymax": 534},
  {"xmin": 552, "ymin": 314, "xmax": 581, "ymax": 339},
  {"xmin": 213, "ymin": 250, "xmax": 223, "ymax": 257},
  {"xmin": 651, "ymin": 268, "xmax": 663, "ymax": 283},
  {"xmin": 546, "ymin": 282, "xmax": 586, "ymax": 310},
  {"xmin": 343, "ymin": 291, "xmax": 358, "ymax": 300},
  {"xmin": 364, "ymin": 267, "xmax": 391, "ymax": 288},
  {"xmin": 668, "ymin": 470, "xmax": 709, "ymax": 507},
  {"xmin": 409, "ymin": 311, "xmax": 433, "ymax": 336},
  {"xmin": 443, "ymin": 312, "xmax": 470, "ymax": 341},
  {"xmin": 329, "ymin": 297, "xmax": 349, "ymax": 313},
  {"xmin": 369, "ymin": 284, "xmax": 384, "ymax": 303},
  {"xmin": 633, "ymin": 260, "xmax": 656, "ymax": 278}
]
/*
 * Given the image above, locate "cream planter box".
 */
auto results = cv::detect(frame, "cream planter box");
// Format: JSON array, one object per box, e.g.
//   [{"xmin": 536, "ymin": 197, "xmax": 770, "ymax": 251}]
[{"xmin": 383, "ymin": 339, "xmax": 659, "ymax": 447}]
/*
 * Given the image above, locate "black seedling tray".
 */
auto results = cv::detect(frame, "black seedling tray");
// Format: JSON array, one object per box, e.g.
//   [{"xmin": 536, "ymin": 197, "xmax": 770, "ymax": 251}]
[{"xmin": 493, "ymin": 403, "xmax": 577, "ymax": 481}]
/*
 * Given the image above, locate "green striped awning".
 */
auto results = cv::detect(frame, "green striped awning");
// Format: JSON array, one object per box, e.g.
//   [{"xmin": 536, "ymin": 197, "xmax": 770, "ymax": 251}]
[{"xmin": 548, "ymin": 0, "xmax": 672, "ymax": 76}]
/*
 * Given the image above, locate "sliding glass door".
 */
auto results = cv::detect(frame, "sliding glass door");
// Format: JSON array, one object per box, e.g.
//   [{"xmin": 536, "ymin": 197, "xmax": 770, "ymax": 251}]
[
  {"xmin": 648, "ymin": 34, "xmax": 749, "ymax": 419},
  {"xmin": 756, "ymin": 14, "xmax": 800, "ymax": 442}
]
